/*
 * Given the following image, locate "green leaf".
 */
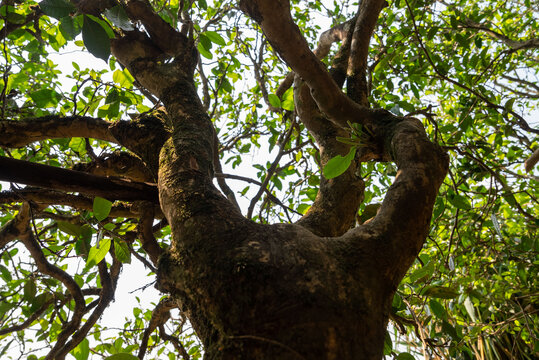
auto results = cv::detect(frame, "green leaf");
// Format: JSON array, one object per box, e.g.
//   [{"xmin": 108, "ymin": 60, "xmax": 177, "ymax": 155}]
[
  {"xmin": 197, "ymin": 42, "xmax": 213, "ymax": 59},
  {"xmin": 59, "ymin": 15, "xmax": 82, "ymax": 40},
  {"xmin": 409, "ymin": 261, "xmax": 434, "ymax": 283},
  {"xmin": 197, "ymin": 0, "xmax": 208, "ymax": 10},
  {"xmin": 397, "ymin": 353, "xmax": 416, "ymax": 360},
  {"xmin": 104, "ymin": 6, "xmax": 134, "ymax": 31},
  {"xmin": 323, "ymin": 147, "xmax": 356, "ymax": 179},
  {"xmin": 281, "ymin": 87, "xmax": 295, "ymax": 111},
  {"xmin": 0, "ymin": 264, "xmax": 12, "ymax": 282},
  {"xmin": 268, "ymin": 94, "xmax": 281, "ymax": 108},
  {"xmin": 204, "ymin": 31, "xmax": 226, "ymax": 46},
  {"xmin": 423, "ymin": 286, "xmax": 459, "ymax": 299},
  {"xmin": 490, "ymin": 213, "xmax": 503, "ymax": 238},
  {"xmin": 86, "ymin": 237, "xmax": 111, "ymax": 268},
  {"xmin": 30, "ymin": 89, "xmax": 61, "ymax": 108},
  {"xmin": 429, "ymin": 299, "xmax": 446, "ymax": 319},
  {"xmin": 24, "ymin": 280, "xmax": 37, "ymax": 300},
  {"xmin": 93, "ymin": 197, "xmax": 112, "ymax": 221},
  {"xmin": 82, "ymin": 15, "xmax": 111, "ymax": 61},
  {"xmin": 75, "ymin": 225, "xmax": 93, "ymax": 257},
  {"xmin": 448, "ymin": 193, "xmax": 471, "ymax": 210},
  {"xmin": 71, "ymin": 338, "xmax": 90, "ymax": 360},
  {"xmin": 199, "ymin": 33, "xmax": 212, "ymax": 51},
  {"xmin": 113, "ymin": 69, "xmax": 134, "ymax": 87},
  {"xmin": 104, "ymin": 354, "xmax": 139, "ymax": 360},
  {"xmin": 114, "ymin": 240, "xmax": 132, "ymax": 264},
  {"xmin": 39, "ymin": 0, "xmax": 75, "ymax": 19},
  {"xmin": 383, "ymin": 330, "xmax": 392, "ymax": 355},
  {"xmin": 69, "ymin": 137, "xmax": 86, "ymax": 156},
  {"xmin": 57, "ymin": 221, "xmax": 82, "ymax": 237},
  {"xmin": 442, "ymin": 320, "xmax": 459, "ymax": 340}
]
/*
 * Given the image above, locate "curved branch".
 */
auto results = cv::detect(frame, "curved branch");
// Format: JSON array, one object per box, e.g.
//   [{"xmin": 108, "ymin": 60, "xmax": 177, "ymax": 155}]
[
  {"xmin": 137, "ymin": 201, "xmax": 164, "ymax": 265},
  {"xmin": 347, "ymin": 115, "xmax": 448, "ymax": 286},
  {"xmin": 56, "ymin": 254, "xmax": 122, "ymax": 359},
  {"xmin": 0, "ymin": 299, "xmax": 53, "ymax": 335},
  {"xmin": 247, "ymin": 115, "xmax": 295, "ymax": 219},
  {"xmin": 347, "ymin": 0, "xmax": 387, "ymax": 105},
  {"xmin": 276, "ymin": 17, "xmax": 356, "ymax": 98},
  {"xmin": 239, "ymin": 0, "xmax": 367, "ymax": 127},
  {"xmin": 0, "ymin": 116, "xmax": 116, "ymax": 148},
  {"xmin": 524, "ymin": 148, "xmax": 539, "ymax": 173},
  {"xmin": 137, "ymin": 297, "xmax": 176, "ymax": 359},
  {"xmin": 0, "ymin": 202, "xmax": 32, "ymax": 249},
  {"xmin": 18, "ymin": 220, "xmax": 86, "ymax": 360}
]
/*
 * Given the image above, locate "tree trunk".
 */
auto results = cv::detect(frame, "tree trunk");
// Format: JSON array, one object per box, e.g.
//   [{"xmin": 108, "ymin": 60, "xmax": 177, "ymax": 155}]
[{"xmin": 107, "ymin": 2, "xmax": 449, "ymax": 359}]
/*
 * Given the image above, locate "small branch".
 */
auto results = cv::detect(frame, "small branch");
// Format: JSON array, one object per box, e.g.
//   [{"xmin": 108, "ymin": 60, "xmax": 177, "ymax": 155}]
[
  {"xmin": 524, "ymin": 148, "xmax": 539, "ymax": 173},
  {"xmin": 0, "ymin": 202, "xmax": 33, "ymax": 249},
  {"xmin": 137, "ymin": 297, "xmax": 176, "ymax": 359},
  {"xmin": 158, "ymin": 324, "xmax": 191, "ymax": 360},
  {"xmin": 215, "ymin": 173, "xmax": 301, "ymax": 216},
  {"xmin": 347, "ymin": 0, "xmax": 387, "ymax": 105},
  {"xmin": 0, "ymin": 295, "xmax": 53, "ymax": 335},
  {"xmin": 462, "ymin": 19, "xmax": 539, "ymax": 50},
  {"xmin": 276, "ymin": 17, "xmax": 356, "ymax": 99},
  {"xmin": 0, "ymin": 5, "xmax": 42, "ymax": 41},
  {"xmin": 18, "ymin": 211, "xmax": 86, "ymax": 360},
  {"xmin": 137, "ymin": 201, "xmax": 164, "ymax": 265},
  {"xmin": 247, "ymin": 116, "xmax": 296, "ymax": 219},
  {"xmin": 239, "ymin": 0, "xmax": 368, "ymax": 128},
  {"xmin": 56, "ymin": 252, "xmax": 122, "ymax": 359},
  {"xmin": 213, "ymin": 136, "xmax": 241, "ymax": 211},
  {"xmin": 0, "ymin": 188, "xmax": 163, "ymax": 219}
]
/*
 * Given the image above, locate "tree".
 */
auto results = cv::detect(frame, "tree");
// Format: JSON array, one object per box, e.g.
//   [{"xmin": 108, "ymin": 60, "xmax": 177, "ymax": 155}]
[{"xmin": 0, "ymin": 0, "xmax": 537, "ymax": 359}]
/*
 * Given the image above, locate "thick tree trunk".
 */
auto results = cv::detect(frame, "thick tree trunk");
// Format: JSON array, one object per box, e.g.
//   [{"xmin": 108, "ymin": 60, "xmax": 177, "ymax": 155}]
[
  {"xmin": 158, "ymin": 220, "xmax": 391, "ymax": 359},
  {"xmin": 155, "ymin": 109, "xmax": 448, "ymax": 360},
  {"xmin": 106, "ymin": 2, "xmax": 449, "ymax": 358}
]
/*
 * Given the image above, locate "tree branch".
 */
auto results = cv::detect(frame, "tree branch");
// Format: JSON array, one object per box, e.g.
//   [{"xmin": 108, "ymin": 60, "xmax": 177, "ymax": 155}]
[
  {"xmin": 56, "ymin": 253, "xmax": 122, "ymax": 359},
  {"xmin": 462, "ymin": 19, "xmax": 539, "ymax": 50},
  {"xmin": 524, "ymin": 148, "xmax": 539, "ymax": 173},
  {"xmin": 137, "ymin": 297, "xmax": 176, "ymax": 359},
  {"xmin": 347, "ymin": 116, "xmax": 448, "ymax": 287},
  {"xmin": 0, "ymin": 188, "xmax": 163, "ymax": 218},
  {"xmin": 0, "ymin": 115, "xmax": 116, "ymax": 148},
  {"xmin": 0, "ymin": 5, "xmax": 42, "ymax": 41},
  {"xmin": 246, "ymin": 115, "xmax": 295, "ymax": 219},
  {"xmin": 18, "ymin": 215, "xmax": 86, "ymax": 360},
  {"xmin": 73, "ymin": 151, "xmax": 155, "ymax": 182},
  {"xmin": 276, "ymin": 18, "xmax": 355, "ymax": 98},
  {"xmin": 347, "ymin": 0, "xmax": 387, "ymax": 105},
  {"xmin": 239, "ymin": 0, "xmax": 368, "ymax": 128},
  {"xmin": 0, "ymin": 202, "xmax": 31, "ymax": 249},
  {"xmin": 0, "ymin": 157, "xmax": 159, "ymax": 203},
  {"xmin": 137, "ymin": 201, "xmax": 164, "ymax": 265},
  {"xmin": 403, "ymin": 0, "xmax": 539, "ymax": 136}
]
